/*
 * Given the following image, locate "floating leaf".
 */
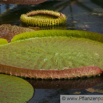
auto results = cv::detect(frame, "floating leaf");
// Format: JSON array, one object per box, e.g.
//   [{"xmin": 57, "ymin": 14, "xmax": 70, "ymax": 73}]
[
  {"xmin": 20, "ymin": 10, "xmax": 67, "ymax": 26},
  {"xmin": 0, "ymin": 30, "xmax": 103, "ymax": 79},
  {"xmin": 0, "ymin": 38, "xmax": 8, "ymax": 45},
  {"xmin": 0, "ymin": 74, "xmax": 34, "ymax": 103}
]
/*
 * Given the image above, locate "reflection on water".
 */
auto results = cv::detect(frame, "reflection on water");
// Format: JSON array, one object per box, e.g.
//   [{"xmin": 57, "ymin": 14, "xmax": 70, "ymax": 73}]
[
  {"xmin": 25, "ymin": 76, "xmax": 103, "ymax": 89},
  {"xmin": 26, "ymin": 75, "xmax": 103, "ymax": 103},
  {"xmin": 23, "ymin": 25, "xmax": 67, "ymax": 30}
]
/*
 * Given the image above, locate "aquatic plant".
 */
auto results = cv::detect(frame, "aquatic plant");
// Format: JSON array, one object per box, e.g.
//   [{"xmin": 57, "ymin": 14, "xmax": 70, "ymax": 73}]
[
  {"xmin": 20, "ymin": 10, "xmax": 67, "ymax": 26},
  {"xmin": 0, "ymin": 24, "xmax": 34, "ymax": 42},
  {"xmin": 11, "ymin": 30, "xmax": 103, "ymax": 43},
  {"xmin": 0, "ymin": 0, "xmax": 47, "ymax": 5},
  {"xmin": 0, "ymin": 74, "xmax": 34, "ymax": 103},
  {"xmin": 0, "ymin": 30, "xmax": 103, "ymax": 79},
  {"xmin": 0, "ymin": 38, "xmax": 8, "ymax": 45}
]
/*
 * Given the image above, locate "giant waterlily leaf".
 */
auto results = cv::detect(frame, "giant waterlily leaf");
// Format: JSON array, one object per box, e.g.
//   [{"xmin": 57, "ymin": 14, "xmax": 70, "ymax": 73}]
[
  {"xmin": 0, "ymin": 30, "xmax": 103, "ymax": 79},
  {"xmin": 0, "ymin": 74, "xmax": 34, "ymax": 103},
  {"xmin": 1, "ymin": 37, "xmax": 103, "ymax": 70},
  {"xmin": 20, "ymin": 10, "xmax": 67, "ymax": 26}
]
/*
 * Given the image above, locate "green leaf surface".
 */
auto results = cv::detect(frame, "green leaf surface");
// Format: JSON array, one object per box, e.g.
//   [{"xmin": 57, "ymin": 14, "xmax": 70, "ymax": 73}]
[
  {"xmin": 0, "ymin": 74, "xmax": 34, "ymax": 103},
  {"xmin": 0, "ymin": 36, "xmax": 103, "ymax": 70}
]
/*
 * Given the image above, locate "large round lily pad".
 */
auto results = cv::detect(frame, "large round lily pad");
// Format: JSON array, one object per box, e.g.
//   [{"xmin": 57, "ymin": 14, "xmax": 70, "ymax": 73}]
[
  {"xmin": 0, "ymin": 30, "xmax": 103, "ymax": 79},
  {"xmin": 0, "ymin": 74, "xmax": 34, "ymax": 103},
  {"xmin": 0, "ymin": 37, "xmax": 103, "ymax": 70}
]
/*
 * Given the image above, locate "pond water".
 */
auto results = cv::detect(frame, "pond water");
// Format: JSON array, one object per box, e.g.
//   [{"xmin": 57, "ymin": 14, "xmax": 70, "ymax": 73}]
[{"xmin": 0, "ymin": 0, "xmax": 103, "ymax": 103}]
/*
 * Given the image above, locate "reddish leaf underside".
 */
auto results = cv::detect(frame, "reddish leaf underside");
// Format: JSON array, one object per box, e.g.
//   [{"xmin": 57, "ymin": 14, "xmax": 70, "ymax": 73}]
[
  {"xmin": 0, "ymin": 24, "xmax": 34, "ymax": 42},
  {"xmin": 0, "ymin": 64, "xmax": 102, "ymax": 79}
]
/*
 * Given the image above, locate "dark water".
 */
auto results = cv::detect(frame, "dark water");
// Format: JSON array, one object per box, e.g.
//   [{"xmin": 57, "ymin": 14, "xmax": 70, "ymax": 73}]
[{"xmin": 0, "ymin": 0, "xmax": 103, "ymax": 103}]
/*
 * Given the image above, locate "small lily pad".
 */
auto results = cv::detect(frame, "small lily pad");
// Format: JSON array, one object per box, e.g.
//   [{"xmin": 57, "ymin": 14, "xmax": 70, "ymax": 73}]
[{"xmin": 0, "ymin": 74, "xmax": 34, "ymax": 103}]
